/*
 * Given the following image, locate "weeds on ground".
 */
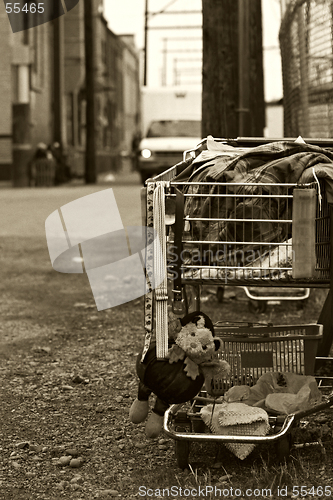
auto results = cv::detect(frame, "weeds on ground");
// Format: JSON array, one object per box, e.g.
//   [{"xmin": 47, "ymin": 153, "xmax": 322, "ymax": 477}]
[{"xmin": 135, "ymin": 440, "xmax": 332, "ymax": 499}]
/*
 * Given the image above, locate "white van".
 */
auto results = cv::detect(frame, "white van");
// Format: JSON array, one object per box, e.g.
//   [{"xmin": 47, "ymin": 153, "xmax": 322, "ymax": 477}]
[{"xmin": 137, "ymin": 87, "xmax": 202, "ymax": 184}]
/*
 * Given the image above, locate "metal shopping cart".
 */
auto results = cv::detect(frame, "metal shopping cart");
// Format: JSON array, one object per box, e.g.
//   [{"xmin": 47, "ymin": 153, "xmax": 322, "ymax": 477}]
[
  {"xmin": 141, "ymin": 137, "xmax": 333, "ymax": 467},
  {"xmin": 215, "ymin": 285, "xmax": 310, "ymax": 313},
  {"xmin": 243, "ymin": 286, "xmax": 310, "ymax": 313}
]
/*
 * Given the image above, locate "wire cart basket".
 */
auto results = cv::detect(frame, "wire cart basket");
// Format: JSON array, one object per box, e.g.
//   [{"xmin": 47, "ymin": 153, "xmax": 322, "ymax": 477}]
[
  {"xmin": 242, "ymin": 286, "xmax": 310, "ymax": 314},
  {"xmin": 141, "ymin": 137, "xmax": 333, "ymax": 467}
]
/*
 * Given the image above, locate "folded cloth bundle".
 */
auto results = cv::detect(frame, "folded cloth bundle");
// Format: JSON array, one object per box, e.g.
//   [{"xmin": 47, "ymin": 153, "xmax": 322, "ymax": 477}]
[{"xmin": 200, "ymin": 402, "xmax": 270, "ymax": 460}]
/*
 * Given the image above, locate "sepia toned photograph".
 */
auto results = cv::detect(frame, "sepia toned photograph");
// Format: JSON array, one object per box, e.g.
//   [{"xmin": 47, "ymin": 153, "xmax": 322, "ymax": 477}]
[{"xmin": 1, "ymin": 1, "xmax": 333, "ymax": 499}]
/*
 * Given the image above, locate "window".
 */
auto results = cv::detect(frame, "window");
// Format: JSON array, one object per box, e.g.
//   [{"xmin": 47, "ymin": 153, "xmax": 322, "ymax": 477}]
[{"xmin": 147, "ymin": 120, "xmax": 201, "ymax": 138}]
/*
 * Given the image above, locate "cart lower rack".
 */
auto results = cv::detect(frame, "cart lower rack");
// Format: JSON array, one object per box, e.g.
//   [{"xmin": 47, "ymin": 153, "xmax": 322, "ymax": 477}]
[{"xmin": 162, "ymin": 323, "xmax": 333, "ymax": 467}]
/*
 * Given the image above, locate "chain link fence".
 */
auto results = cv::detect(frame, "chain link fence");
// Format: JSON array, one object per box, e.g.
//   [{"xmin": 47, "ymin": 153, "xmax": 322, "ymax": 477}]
[{"xmin": 280, "ymin": 0, "xmax": 333, "ymax": 137}]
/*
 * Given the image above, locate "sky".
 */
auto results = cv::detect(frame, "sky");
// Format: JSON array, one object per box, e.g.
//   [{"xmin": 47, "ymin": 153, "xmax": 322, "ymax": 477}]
[{"xmin": 103, "ymin": 0, "xmax": 283, "ymax": 101}]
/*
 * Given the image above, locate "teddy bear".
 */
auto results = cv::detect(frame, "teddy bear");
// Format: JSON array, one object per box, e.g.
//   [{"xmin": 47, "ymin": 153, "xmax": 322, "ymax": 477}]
[{"xmin": 129, "ymin": 310, "xmax": 230, "ymax": 438}]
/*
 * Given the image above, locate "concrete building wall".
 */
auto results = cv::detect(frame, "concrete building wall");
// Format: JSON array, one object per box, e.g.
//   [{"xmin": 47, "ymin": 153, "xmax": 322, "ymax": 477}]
[
  {"xmin": 0, "ymin": 1, "xmax": 141, "ymax": 183},
  {"xmin": 0, "ymin": 3, "xmax": 13, "ymax": 180},
  {"xmin": 107, "ymin": 29, "xmax": 124, "ymax": 153},
  {"xmin": 28, "ymin": 24, "xmax": 54, "ymax": 148},
  {"xmin": 62, "ymin": 1, "xmax": 140, "ymax": 176},
  {"xmin": 63, "ymin": 1, "xmax": 85, "ymax": 174},
  {"xmin": 264, "ymin": 101, "xmax": 284, "ymax": 138},
  {"xmin": 64, "ymin": 1, "xmax": 85, "ymax": 95},
  {"xmin": 120, "ymin": 35, "xmax": 141, "ymax": 157}
]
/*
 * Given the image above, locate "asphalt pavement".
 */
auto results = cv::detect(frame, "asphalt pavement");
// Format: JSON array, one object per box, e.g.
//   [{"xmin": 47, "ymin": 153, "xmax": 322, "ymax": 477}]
[{"xmin": 0, "ymin": 169, "xmax": 143, "ymax": 238}]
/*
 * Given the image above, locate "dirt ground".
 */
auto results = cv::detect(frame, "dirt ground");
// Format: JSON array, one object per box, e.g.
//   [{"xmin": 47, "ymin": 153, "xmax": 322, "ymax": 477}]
[{"xmin": 1, "ymin": 209, "xmax": 333, "ymax": 498}]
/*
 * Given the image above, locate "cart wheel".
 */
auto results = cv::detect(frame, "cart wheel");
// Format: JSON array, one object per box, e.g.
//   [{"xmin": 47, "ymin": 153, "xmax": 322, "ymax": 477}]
[
  {"xmin": 174, "ymin": 411, "xmax": 191, "ymax": 428},
  {"xmin": 191, "ymin": 419, "xmax": 206, "ymax": 433},
  {"xmin": 276, "ymin": 435, "xmax": 291, "ymax": 463},
  {"xmin": 175, "ymin": 440, "xmax": 190, "ymax": 469},
  {"xmin": 296, "ymin": 298, "xmax": 309, "ymax": 310},
  {"xmin": 248, "ymin": 300, "xmax": 267, "ymax": 314},
  {"xmin": 217, "ymin": 287, "xmax": 225, "ymax": 303}
]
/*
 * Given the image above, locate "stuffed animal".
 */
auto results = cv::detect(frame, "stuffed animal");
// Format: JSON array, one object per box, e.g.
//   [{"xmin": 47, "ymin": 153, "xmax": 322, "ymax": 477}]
[{"xmin": 129, "ymin": 310, "xmax": 230, "ymax": 438}]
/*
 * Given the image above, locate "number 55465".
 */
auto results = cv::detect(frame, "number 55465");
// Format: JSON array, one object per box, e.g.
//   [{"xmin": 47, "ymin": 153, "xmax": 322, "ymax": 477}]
[{"xmin": 5, "ymin": 3, "xmax": 45, "ymax": 13}]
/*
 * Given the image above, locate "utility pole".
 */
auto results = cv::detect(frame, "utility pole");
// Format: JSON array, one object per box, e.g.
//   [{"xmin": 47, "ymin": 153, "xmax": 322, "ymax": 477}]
[
  {"xmin": 144, "ymin": 0, "xmax": 148, "ymax": 86},
  {"xmin": 247, "ymin": 0, "xmax": 265, "ymax": 137},
  {"xmin": 84, "ymin": 0, "xmax": 97, "ymax": 183},
  {"xmin": 202, "ymin": 0, "xmax": 239, "ymax": 138},
  {"xmin": 238, "ymin": 0, "xmax": 250, "ymax": 136},
  {"xmin": 202, "ymin": 0, "xmax": 264, "ymax": 138}
]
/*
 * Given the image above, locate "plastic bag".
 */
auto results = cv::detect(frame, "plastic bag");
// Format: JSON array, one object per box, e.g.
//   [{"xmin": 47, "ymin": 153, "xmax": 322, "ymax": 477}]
[{"xmin": 224, "ymin": 372, "xmax": 322, "ymax": 414}]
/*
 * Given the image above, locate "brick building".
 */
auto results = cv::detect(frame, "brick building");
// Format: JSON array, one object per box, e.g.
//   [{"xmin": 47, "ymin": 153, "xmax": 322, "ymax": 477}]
[{"xmin": 0, "ymin": 0, "xmax": 140, "ymax": 184}]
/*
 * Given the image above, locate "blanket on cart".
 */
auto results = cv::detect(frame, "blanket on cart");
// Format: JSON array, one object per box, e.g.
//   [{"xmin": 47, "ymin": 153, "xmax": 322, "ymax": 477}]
[
  {"xmin": 173, "ymin": 140, "xmax": 333, "ymax": 276},
  {"xmin": 200, "ymin": 402, "xmax": 270, "ymax": 460}
]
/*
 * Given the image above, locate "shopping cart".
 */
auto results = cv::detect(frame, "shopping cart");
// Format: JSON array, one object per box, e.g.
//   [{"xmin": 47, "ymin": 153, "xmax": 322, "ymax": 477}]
[
  {"xmin": 215, "ymin": 285, "xmax": 310, "ymax": 313},
  {"xmin": 141, "ymin": 137, "xmax": 333, "ymax": 467},
  {"xmin": 244, "ymin": 286, "xmax": 310, "ymax": 313}
]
